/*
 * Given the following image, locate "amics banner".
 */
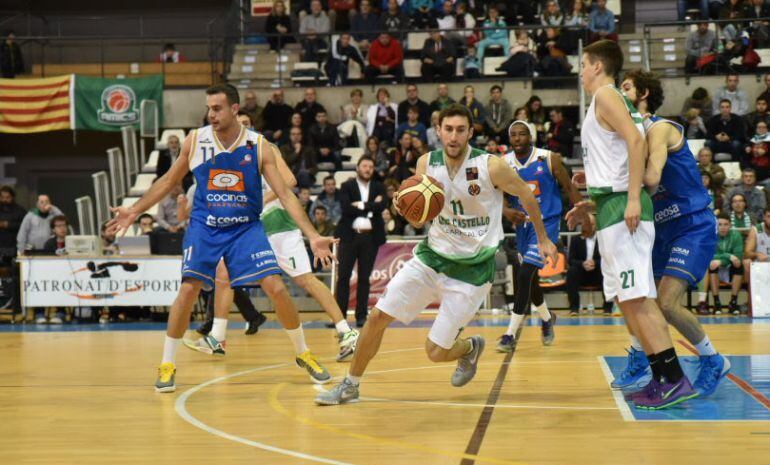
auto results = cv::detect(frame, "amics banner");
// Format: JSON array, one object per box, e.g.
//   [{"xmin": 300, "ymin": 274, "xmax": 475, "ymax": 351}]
[{"xmin": 19, "ymin": 256, "xmax": 182, "ymax": 307}]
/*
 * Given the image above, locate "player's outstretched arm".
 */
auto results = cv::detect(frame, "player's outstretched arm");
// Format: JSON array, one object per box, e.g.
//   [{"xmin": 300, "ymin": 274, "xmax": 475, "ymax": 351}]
[
  {"xmin": 107, "ymin": 132, "xmax": 193, "ymax": 236},
  {"xmin": 596, "ymin": 87, "xmax": 648, "ymax": 233},
  {"xmin": 263, "ymin": 146, "xmax": 297, "ymax": 205},
  {"xmin": 643, "ymin": 122, "xmax": 677, "ymax": 188},
  {"xmin": 261, "ymin": 139, "xmax": 338, "ymax": 267},
  {"xmin": 489, "ymin": 155, "xmax": 557, "ymax": 263}
]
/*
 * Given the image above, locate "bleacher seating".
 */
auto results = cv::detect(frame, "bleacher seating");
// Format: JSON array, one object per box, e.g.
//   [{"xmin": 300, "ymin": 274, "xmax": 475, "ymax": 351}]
[
  {"xmin": 143, "ymin": 150, "xmax": 160, "ymax": 173},
  {"xmin": 720, "ymin": 162, "xmax": 742, "ymax": 184},
  {"xmin": 158, "ymin": 129, "xmax": 186, "ymax": 149},
  {"xmin": 341, "ymin": 147, "xmax": 365, "ymax": 170},
  {"xmin": 483, "ymin": 56, "xmax": 506, "ymax": 76},
  {"xmin": 121, "ymin": 196, "xmax": 159, "ymax": 217},
  {"xmin": 333, "ymin": 170, "xmax": 356, "ymax": 186},
  {"xmin": 129, "ymin": 173, "xmax": 157, "ymax": 196},
  {"xmin": 29, "ymin": 62, "xmax": 221, "ymax": 87}
]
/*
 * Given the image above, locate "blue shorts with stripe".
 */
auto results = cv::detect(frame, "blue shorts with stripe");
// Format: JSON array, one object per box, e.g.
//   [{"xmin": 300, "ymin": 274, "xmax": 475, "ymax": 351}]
[
  {"xmin": 181, "ymin": 219, "xmax": 281, "ymax": 290},
  {"xmin": 652, "ymin": 209, "xmax": 717, "ymax": 286},
  {"xmin": 516, "ymin": 216, "xmax": 561, "ymax": 268}
]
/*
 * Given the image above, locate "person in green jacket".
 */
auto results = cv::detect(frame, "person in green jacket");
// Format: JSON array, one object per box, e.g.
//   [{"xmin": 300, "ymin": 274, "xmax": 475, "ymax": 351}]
[{"xmin": 707, "ymin": 213, "xmax": 745, "ymax": 314}]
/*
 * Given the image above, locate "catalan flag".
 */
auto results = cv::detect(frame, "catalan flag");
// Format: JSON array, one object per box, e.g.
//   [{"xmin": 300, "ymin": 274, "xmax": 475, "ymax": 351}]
[{"xmin": 0, "ymin": 75, "xmax": 74, "ymax": 133}]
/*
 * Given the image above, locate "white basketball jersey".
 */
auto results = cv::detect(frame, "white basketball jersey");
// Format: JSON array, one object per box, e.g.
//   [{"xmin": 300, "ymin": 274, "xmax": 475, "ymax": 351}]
[
  {"xmin": 581, "ymin": 84, "xmax": 646, "ymax": 196},
  {"xmin": 757, "ymin": 223, "xmax": 770, "ymax": 256},
  {"xmin": 424, "ymin": 146, "xmax": 504, "ymax": 259}
]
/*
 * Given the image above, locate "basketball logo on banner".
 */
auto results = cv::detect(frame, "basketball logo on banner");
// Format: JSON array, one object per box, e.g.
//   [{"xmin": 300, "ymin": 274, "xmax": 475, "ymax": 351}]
[{"xmin": 98, "ymin": 85, "xmax": 139, "ymax": 124}]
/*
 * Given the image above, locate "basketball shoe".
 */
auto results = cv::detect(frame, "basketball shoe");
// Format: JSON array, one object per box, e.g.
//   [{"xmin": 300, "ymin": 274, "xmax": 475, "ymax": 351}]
[
  {"xmin": 610, "ymin": 347, "xmax": 652, "ymax": 390},
  {"xmin": 296, "ymin": 350, "xmax": 332, "ymax": 384},
  {"xmin": 693, "ymin": 354, "xmax": 731, "ymax": 397},
  {"xmin": 155, "ymin": 362, "xmax": 176, "ymax": 393},
  {"xmin": 452, "ymin": 336, "xmax": 485, "ymax": 387},
  {"xmin": 496, "ymin": 334, "xmax": 516, "ymax": 352},
  {"xmin": 336, "ymin": 329, "xmax": 359, "ymax": 362},
  {"xmin": 315, "ymin": 377, "xmax": 360, "ymax": 405},
  {"xmin": 632, "ymin": 376, "xmax": 698, "ymax": 410},
  {"xmin": 183, "ymin": 335, "xmax": 226, "ymax": 356},
  {"xmin": 541, "ymin": 313, "xmax": 556, "ymax": 346}
]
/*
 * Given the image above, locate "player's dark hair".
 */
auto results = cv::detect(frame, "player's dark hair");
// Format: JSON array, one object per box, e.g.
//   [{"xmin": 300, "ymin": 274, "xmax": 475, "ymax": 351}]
[
  {"xmin": 408, "ymin": 105, "xmax": 420, "ymax": 114},
  {"xmin": 490, "ymin": 85, "xmax": 502, "ymax": 93},
  {"xmin": 138, "ymin": 213, "xmax": 154, "ymax": 223},
  {"xmin": 314, "ymin": 204, "xmax": 328, "ymax": 212},
  {"xmin": 717, "ymin": 212, "xmax": 730, "ymax": 221},
  {"xmin": 583, "ymin": 39, "xmax": 623, "ymax": 78},
  {"xmin": 323, "ymin": 175, "xmax": 335, "ymax": 183},
  {"xmin": 692, "ymin": 87, "xmax": 708, "ymax": 100},
  {"xmin": 743, "ymin": 167, "xmax": 756, "ymax": 174},
  {"xmin": 236, "ymin": 110, "xmax": 252, "ymax": 125},
  {"xmin": 51, "ymin": 214, "xmax": 68, "ymax": 229},
  {"xmin": 719, "ymin": 98, "xmax": 732, "ymax": 107},
  {"xmin": 357, "ymin": 155, "xmax": 375, "ymax": 166},
  {"xmin": 623, "ymin": 69, "xmax": 664, "ymax": 114},
  {"xmin": 438, "ymin": 103, "xmax": 474, "ymax": 127},
  {"xmin": 206, "ymin": 84, "xmax": 240, "ymax": 106},
  {"xmin": 758, "ymin": 96, "xmax": 768, "ymax": 103},
  {"xmin": 0, "ymin": 185, "xmax": 15, "ymax": 197}
]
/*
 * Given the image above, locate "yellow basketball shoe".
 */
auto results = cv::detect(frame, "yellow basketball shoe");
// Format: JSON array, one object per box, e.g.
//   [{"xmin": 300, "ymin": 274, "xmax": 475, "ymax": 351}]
[
  {"xmin": 295, "ymin": 351, "xmax": 332, "ymax": 384},
  {"xmin": 155, "ymin": 362, "xmax": 176, "ymax": 393}
]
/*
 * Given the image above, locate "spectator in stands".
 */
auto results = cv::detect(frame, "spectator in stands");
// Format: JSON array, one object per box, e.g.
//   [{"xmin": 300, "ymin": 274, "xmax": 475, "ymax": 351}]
[
  {"xmin": 678, "ymin": 0, "xmax": 710, "ymax": 20},
  {"xmin": 158, "ymin": 43, "xmax": 184, "ymax": 63},
  {"xmin": 706, "ymin": 99, "xmax": 747, "ymax": 161},
  {"xmin": 588, "ymin": 0, "xmax": 618, "ymax": 43},
  {"xmin": 263, "ymin": 89, "xmax": 294, "ymax": 142},
  {"xmin": 396, "ymin": 105, "xmax": 428, "ymax": 143},
  {"xmin": 542, "ymin": 0, "xmax": 565, "ymax": 26},
  {"xmin": 0, "ymin": 186, "xmax": 26, "ymax": 255},
  {"xmin": 341, "ymin": 88, "xmax": 369, "ymax": 125},
  {"xmin": 312, "ymin": 175, "xmax": 342, "ymax": 223},
  {"xmin": 299, "ymin": 0, "xmax": 331, "ymax": 62},
  {"xmin": 429, "ymin": 83, "xmax": 456, "ymax": 113},
  {"xmin": 312, "ymin": 204, "xmax": 336, "ymax": 237},
  {"xmin": 398, "ymin": 84, "xmax": 431, "ymax": 127},
  {"xmin": 742, "ymin": 207, "xmax": 770, "ymax": 287},
  {"xmin": 138, "ymin": 214, "xmax": 155, "ymax": 234},
  {"xmin": 728, "ymin": 168, "xmax": 766, "ymax": 223},
  {"xmin": 351, "ymin": 0, "xmax": 381, "ymax": 53},
  {"xmin": 410, "ymin": 0, "xmax": 434, "ymax": 29},
  {"xmin": 298, "ymin": 187, "xmax": 313, "ymax": 216},
  {"xmin": 745, "ymin": 128, "xmax": 770, "ymax": 181},
  {"xmin": 434, "ymin": 1, "xmax": 458, "ymax": 39},
  {"xmin": 420, "ymin": 30, "xmax": 456, "ymax": 82},
  {"xmin": 685, "ymin": 22, "xmax": 717, "ymax": 74},
  {"xmin": 497, "ymin": 29, "xmax": 537, "ymax": 78},
  {"xmin": 564, "ymin": 0, "xmax": 589, "ymax": 27},
  {"xmin": 100, "ymin": 221, "xmax": 117, "ymax": 255},
  {"xmin": 759, "ymin": 74, "xmax": 770, "ymax": 104},
  {"xmin": 326, "ymin": 32, "xmax": 365, "ymax": 86},
  {"xmin": 366, "ymin": 87, "xmax": 398, "ymax": 146},
  {"xmin": 295, "ymin": 87, "xmax": 326, "ymax": 133},
  {"xmin": 242, "ymin": 91, "xmax": 265, "ymax": 131},
  {"xmin": 546, "ymin": 107, "xmax": 576, "ymax": 158},
  {"xmin": 0, "ymin": 31, "xmax": 23, "ymax": 78},
  {"xmin": 390, "ymin": 132, "xmax": 417, "ymax": 181},
  {"xmin": 365, "ymin": 33, "xmax": 404, "ymax": 83},
  {"xmin": 426, "ymin": 110, "xmax": 442, "ymax": 150},
  {"xmin": 702, "ymin": 171, "xmax": 727, "ymax": 214},
  {"xmin": 718, "ymin": 0, "xmax": 749, "ymax": 42},
  {"xmin": 382, "ymin": 209, "xmax": 399, "ymax": 235},
  {"xmin": 42, "ymin": 214, "xmax": 68, "ymax": 256},
  {"xmin": 365, "ymin": 136, "xmax": 390, "ymax": 180},
  {"xmin": 280, "ymin": 126, "xmax": 318, "ymax": 188},
  {"xmin": 464, "ymin": 44, "xmax": 481, "ymax": 79},
  {"xmin": 155, "ymin": 184, "xmax": 186, "ymax": 233},
  {"xmin": 535, "ymin": 27, "xmax": 573, "ymax": 77},
  {"xmin": 713, "ymin": 74, "xmax": 749, "ymax": 116},
  {"xmin": 680, "ymin": 87, "xmax": 713, "ymax": 121},
  {"xmin": 527, "ymin": 96, "xmax": 547, "ymax": 142},
  {"xmin": 266, "ymin": 0, "xmax": 293, "ymax": 52},
  {"xmin": 704, "ymin": 213, "xmax": 745, "ymax": 314},
  {"xmin": 454, "ymin": 2, "xmax": 476, "ymax": 46},
  {"xmin": 485, "ymin": 85, "xmax": 512, "ymax": 145},
  {"xmin": 17, "ymin": 194, "xmax": 62, "ymax": 254},
  {"xmin": 727, "ymin": 192, "xmax": 753, "ymax": 228},
  {"xmin": 309, "ymin": 110, "xmax": 341, "ymax": 170},
  {"xmin": 459, "ymin": 85, "xmax": 486, "ymax": 135},
  {"xmin": 514, "ymin": 106, "xmax": 538, "ymax": 144},
  {"xmin": 157, "ymin": 135, "xmax": 194, "ymax": 192},
  {"xmin": 279, "ymin": 112, "xmax": 304, "ymax": 146},
  {"xmin": 698, "ymin": 146, "xmax": 727, "ymax": 188},
  {"xmin": 747, "ymin": 0, "xmax": 770, "ymax": 47},
  {"xmin": 566, "ymin": 215, "xmax": 611, "ymax": 315},
  {"xmin": 684, "ymin": 108, "xmax": 708, "ymax": 139},
  {"xmin": 328, "ymin": 0, "xmax": 356, "ymax": 32},
  {"xmin": 477, "ymin": 7, "xmax": 509, "ymax": 62},
  {"xmin": 411, "ymin": 136, "xmax": 425, "ymax": 157},
  {"xmin": 381, "ymin": 0, "xmax": 411, "ymax": 40},
  {"xmin": 745, "ymin": 96, "xmax": 770, "ymax": 136}
]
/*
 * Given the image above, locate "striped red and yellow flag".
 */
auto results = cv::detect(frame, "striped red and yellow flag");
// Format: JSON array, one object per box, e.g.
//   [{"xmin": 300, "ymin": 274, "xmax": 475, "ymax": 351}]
[{"xmin": 0, "ymin": 75, "xmax": 73, "ymax": 133}]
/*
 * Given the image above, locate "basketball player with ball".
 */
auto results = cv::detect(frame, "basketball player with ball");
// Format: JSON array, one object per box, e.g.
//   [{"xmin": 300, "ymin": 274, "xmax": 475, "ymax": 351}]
[{"xmin": 316, "ymin": 104, "xmax": 558, "ymax": 405}]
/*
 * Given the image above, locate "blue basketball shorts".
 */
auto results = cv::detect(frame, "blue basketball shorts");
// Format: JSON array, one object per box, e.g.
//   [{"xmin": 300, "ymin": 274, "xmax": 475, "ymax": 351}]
[
  {"xmin": 181, "ymin": 219, "xmax": 281, "ymax": 290},
  {"xmin": 652, "ymin": 209, "xmax": 718, "ymax": 286},
  {"xmin": 516, "ymin": 216, "xmax": 561, "ymax": 268}
]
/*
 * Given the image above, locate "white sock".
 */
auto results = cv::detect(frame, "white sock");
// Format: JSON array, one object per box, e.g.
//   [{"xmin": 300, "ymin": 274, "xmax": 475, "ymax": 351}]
[
  {"xmin": 212, "ymin": 317, "xmax": 228, "ymax": 342},
  {"xmin": 335, "ymin": 319, "xmax": 352, "ymax": 334},
  {"xmin": 506, "ymin": 313, "xmax": 526, "ymax": 336},
  {"xmin": 346, "ymin": 374, "xmax": 360, "ymax": 385},
  {"xmin": 629, "ymin": 335, "xmax": 644, "ymax": 352},
  {"xmin": 535, "ymin": 302, "xmax": 551, "ymax": 322},
  {"xmin": 694, "ymin": 335, "xmax": 718, "ymax": 356},
  {"xmin": 698, "ymin": 292, "xmax": 707, "ymax": 303},
  {"xmin": 162, "ymin": 336, "xmax": 181, "ymax": 364},
  {"xmin": 285, "ymin": 325, "xmax": 309, "ymax": 355}
]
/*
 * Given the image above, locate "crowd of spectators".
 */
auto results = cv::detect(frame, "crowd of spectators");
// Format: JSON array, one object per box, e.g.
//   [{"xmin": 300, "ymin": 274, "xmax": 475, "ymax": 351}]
[{"xmin": 263, "ymin": 0, "xmax": 615, "ymax": 83}]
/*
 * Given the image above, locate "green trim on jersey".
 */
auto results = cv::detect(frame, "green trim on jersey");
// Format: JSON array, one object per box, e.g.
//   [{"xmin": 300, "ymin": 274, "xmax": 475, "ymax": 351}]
[
  {"xmin": 415, "ymin": 240, "xmax": 498, "ymax": 286},
  {"xmin": 595, "ymin": 191, "xmax": 654, "ymax": 230},
  {"xmin": 588, "ymin": 186, "xmax": 614, "ymax": 198},
  {"xmin": 262, "ymin": 208, "xmax": 298, "ymax": 235},
  {"xmin": 468, "ymin": 147, "xmax": 486, "ymax": 159},
  {"xmin": 429, "ymin": 150, "xmax": 445, "ymax": 166}
]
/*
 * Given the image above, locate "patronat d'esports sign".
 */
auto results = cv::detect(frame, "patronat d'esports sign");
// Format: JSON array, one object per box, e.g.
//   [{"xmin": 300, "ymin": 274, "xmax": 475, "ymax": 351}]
[{"xmin": 19, "ymin": 257, "xmax": 182, "ymax": 307}]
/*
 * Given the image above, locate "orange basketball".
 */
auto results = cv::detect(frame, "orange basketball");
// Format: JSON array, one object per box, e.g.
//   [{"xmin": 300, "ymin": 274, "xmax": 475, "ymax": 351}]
[{"xmin": 396, "ymin": 174, "xmax": 445, "ymax": 224}]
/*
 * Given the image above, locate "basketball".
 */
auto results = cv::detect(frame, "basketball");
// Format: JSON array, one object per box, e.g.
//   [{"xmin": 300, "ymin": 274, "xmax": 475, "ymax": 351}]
[{"xmin": 396, "ymin": 174, "xmax": 445, "ymax": 224}]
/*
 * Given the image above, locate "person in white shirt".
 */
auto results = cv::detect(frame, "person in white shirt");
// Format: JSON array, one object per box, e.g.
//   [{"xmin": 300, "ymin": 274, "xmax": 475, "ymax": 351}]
[{"xmin": 712, "ymin": 74, "xmax": 750, "ymax": 116}]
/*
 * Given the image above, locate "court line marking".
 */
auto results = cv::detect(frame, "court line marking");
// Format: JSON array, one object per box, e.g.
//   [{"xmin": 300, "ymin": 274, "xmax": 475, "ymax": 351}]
[
  {"xmin": 677, "ymin": 339, "xmax": 770, "ymax": 411},
  {"xmin": 352, "ymin": 395, "xmax": 618, "ymax": 411},
  {"xmin": 270, "ymin": 383, "xmax": 530, "ymax": 465},
  {"xmin": 596, "ymin": 356, "xmax": 635, "ymax": 422}
]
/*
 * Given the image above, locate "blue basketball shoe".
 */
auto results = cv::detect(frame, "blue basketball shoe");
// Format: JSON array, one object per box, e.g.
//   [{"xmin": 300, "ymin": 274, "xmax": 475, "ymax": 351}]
[
  {"xmin": 693, "ymin": 354, "xmax": 731, "ymax": 397},
  {"xmin": 611, "ymin": 347, "xmax": 652, "ymax": 391}
]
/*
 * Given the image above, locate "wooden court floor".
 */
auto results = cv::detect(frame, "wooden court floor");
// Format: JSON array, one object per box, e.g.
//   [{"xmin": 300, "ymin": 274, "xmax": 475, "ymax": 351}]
[{"xmin": 0, "ymin": 314, "xmax": 768, "ymax": 465}]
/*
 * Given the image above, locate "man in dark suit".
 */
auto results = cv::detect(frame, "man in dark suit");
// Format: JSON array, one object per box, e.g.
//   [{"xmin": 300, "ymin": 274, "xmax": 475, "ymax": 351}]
[
  {"xmin": 566, "ymin": 217, "xmax": 611, "ymax": 315},
  {"xmin": 420, "ymin": 30, "xmax": 456, "ymax": 82},
  {"xmin": 335, "ymin": 156, "xmax": 386, "ymax": 327},
  {"xmin": 156, "ymin": 135, "xmax": 193, "ymax": 190}
]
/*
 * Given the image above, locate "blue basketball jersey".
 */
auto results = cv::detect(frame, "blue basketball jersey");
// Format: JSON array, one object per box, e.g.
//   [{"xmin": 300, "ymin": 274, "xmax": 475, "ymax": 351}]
[
  {"xmin": 645, "ymin": 116, "xmax": 711, "ymax": 224},
  {"xmin": 188, "ymin": 125, "xmax": 265, "ymax": 228},
  {"xmin": 501, "ymin": 147, "xmax": 563, "ymax": 221}
]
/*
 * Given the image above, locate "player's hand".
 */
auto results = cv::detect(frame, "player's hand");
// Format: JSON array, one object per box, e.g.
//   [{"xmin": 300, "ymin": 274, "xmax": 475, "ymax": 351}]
[
  {"xmin": 504, "ymin": 209, "xmax": 527, "ymax": 225},
  {"xmin": 107, "ymin": 206, "xmax": 138, "ymax": 237},
  {"xmin": 539, "ymin": 238, "xmax": 558, "ymax": 265},
  {"xmin": 566, "ymin": 200, "xmax": 593, "ymax": 230},
  {"xmin": 625, "ymin": 198, "xmax": 641, "ymax": 234},
  {"xmin": 310, "ymin": 235, "xmax": 339, "ymax": 268}
]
